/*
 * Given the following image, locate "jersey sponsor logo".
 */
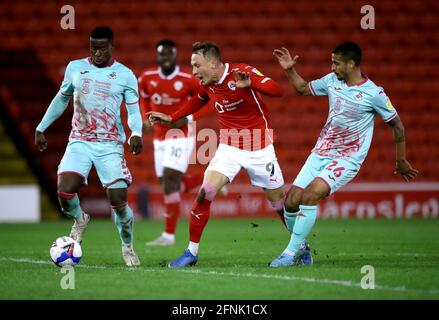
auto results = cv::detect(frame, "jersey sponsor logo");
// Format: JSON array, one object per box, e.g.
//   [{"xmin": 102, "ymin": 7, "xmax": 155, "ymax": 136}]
[
  {"xmin": 151, "ymin": 93, "xmax": 181, "ymax": 106},
  {"xmin": 334, "ymin": 87, "xmax": 342, "ymax": 91},
  {"xmin": 386, "ymin": 99, "xmax": 394, "ymax": 111},
  {"xmin": 251, "ymin": 68, "xmax": 264, "ymax": 76},
  {"xmin": 80, "ymin": 70, "xmax": 89, "ymax": 75},
  {"xmin": 174, "ymin": 81, "xmax": 183, "ymax": 91},
  {"xmin": 214, "ymin": 101, "xmax": 225, "ymax": 113},
  {"xmin": 227, "ymin": 81, "xmax": 237, "ymax": 91},
  {"xmin": 80, "ymin": 78, "xmax": 92, "ymax": 94},
  {"xmin": 107, "ymin": 72, "xmax": 117, "ymax": 79}
]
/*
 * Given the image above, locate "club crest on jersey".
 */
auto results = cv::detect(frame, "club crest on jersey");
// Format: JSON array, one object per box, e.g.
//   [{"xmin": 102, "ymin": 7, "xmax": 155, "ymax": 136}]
[
  {"xmin": 81, "ymin": 78, "xmax": 92, "ymax": 94},
  {"xmin": 174, "ymin": 81, "xmax": 183, "ymax": 91},
  {"xmin": 228, "ymin": 81, "xmax": 237, "ymax": 91},
  {"xmin": 107, "ymin": 72, "xmax": 117, "ymax": 79},
  {"xmin": 354, "ymin": 92, "xmax": 363, "ymax": 101}
]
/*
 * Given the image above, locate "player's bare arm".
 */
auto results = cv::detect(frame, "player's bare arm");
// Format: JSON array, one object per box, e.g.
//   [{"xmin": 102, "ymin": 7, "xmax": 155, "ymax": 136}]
[
  {"xmin": 170, "ymin": 117, "xmax": 189, "ymax": 129},
  {"xmin": 143, "ymin": 117, "xmax": 185, "ymax": 130},
  {"xmin": 35, "ymin": 130, "xmax": 47, "ymax": 152},
  {"xmin": 147, "ymin": 111, "xmax": 172, "ymax": 125},
  {"xmin": 273, "ymin": 47, "xmax": 311, "ymax": 96},
  {"xmin": 387, "ymin": 116, "xmax": 418, "ymax": 182}
]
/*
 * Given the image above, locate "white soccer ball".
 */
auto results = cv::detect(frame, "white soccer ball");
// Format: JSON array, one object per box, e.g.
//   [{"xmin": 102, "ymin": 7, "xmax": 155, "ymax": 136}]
[{"xmin": 50, "ymin": 236, "xmax": 82, "ymax": 267}]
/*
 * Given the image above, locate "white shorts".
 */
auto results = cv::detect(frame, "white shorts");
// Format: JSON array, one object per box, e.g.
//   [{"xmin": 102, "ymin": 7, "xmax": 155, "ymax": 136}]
[
  {"xmin": 153, "ymin": 137, "xmax": 195, "ymax": 177},
  {"xmin": 206, "ymin": 143, "xmax": 284, "ymax": 189}
]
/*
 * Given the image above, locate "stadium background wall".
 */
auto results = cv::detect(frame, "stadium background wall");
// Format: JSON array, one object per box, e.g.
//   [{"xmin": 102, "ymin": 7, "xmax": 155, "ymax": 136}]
[{"xmin": 0, "ymin": 0, "xmax": 438, "ymax": 219}]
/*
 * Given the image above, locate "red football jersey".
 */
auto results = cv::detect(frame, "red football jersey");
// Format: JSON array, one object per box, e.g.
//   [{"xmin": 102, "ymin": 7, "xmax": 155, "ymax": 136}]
[
  {"xmin": 171, "ymin": 63, "xmax": 283, "ymax": 150},
  {"xmin": 138, "ymin": 66, "xmax": 201, "ymax": 140}
]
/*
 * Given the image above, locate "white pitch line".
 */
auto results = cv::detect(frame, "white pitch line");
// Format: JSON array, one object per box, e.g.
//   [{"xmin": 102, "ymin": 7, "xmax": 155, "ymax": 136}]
[
  {"xmin": 335, "ymin": 252, "xmax": 439, "ymax": 257},
  {"xmin": 1, "ymin": 257, "xmax": 438, "ymax": 295}
]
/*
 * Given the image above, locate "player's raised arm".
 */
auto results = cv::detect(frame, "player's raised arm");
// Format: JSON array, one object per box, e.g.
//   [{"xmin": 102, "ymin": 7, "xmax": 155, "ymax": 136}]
[
  {"xmin": 35, "ymin": 62, "xmax": 74, "ymax": 151},
  {"xmin": 273, "ymin": 47, "xmax": 312, "ymax": 96},
  {"xmin": 387, "ymin": 116, "xmax": 418, "ymax": 182}
]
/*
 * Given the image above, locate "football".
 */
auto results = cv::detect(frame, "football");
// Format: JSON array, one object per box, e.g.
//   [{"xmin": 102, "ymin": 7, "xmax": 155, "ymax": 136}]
[{"xmin": 49, "ymin": 236, "xmax": 82, "ymax": 267}]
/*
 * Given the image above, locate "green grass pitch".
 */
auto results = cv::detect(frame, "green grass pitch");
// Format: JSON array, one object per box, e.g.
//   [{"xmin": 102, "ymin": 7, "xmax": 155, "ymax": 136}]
[{"xmin": 0, "ymin": 218, "xmax": 438, "ymax": 299}]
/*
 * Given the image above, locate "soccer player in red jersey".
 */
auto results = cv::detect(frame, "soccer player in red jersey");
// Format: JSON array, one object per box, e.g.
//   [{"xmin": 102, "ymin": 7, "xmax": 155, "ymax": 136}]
[
  {"xmin": 148, "ymin": 42, "xmax": 288, "ymax": 268},
  {"xmin": 139, "ymin": 40, "xmax": 215, "ymax": 246}
]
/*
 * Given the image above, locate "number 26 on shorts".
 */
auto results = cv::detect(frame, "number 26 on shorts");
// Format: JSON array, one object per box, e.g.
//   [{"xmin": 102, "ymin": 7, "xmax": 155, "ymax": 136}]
[{"xmin": 326, "ymin": 160, "xmax": 345, "ymax": 181}]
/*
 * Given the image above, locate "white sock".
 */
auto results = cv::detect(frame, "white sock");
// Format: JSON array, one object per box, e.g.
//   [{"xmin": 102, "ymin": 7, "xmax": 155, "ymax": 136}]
[
  {"xmin": 161, "ymin": 232, "xmax": 175, "ymax": 241},
  {"xmin": 283, "ymin": 248, "xmax": 295, "ymax": 257},
  {"xmin": 188, "ymin": 241, "xmax": 199, "ymax": 256}
]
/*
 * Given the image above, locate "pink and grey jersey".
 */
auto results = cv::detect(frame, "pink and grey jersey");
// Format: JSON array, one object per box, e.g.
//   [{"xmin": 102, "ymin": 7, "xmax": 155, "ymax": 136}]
[
  {"xmin": 309, "ymin": 72, "xmax": 398, "ymax": 166},
  {"xmin": 37, "ymin": 57, "xmax": 142, "ymax": 145}
]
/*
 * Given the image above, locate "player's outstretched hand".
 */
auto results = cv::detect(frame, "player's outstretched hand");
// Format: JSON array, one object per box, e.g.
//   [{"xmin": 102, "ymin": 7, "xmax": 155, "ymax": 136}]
[
  {"xmin": 394, "ymin": 159, "xmax": 418, "ymax": 182},
  {"xmin": 233, "ymin": 70, "xmax": 251, "ymax": 88},
  {"xmin": 146, "ymin": 111, "xmax": 172, "ymax": 125},
  {"xmin": 129, "ymin": 135, "xmax": 143, "ymax": 155},
  {"xmin": 143, "ymin": 119, "xmax": 153, "ymax": 132},
  {"xmin": 35, "ymin": 130, "xmax": 47, "ymax": 152},
  {"xmin": 273, "ymin": 47, "xmax": 299, "ymax": 70}
]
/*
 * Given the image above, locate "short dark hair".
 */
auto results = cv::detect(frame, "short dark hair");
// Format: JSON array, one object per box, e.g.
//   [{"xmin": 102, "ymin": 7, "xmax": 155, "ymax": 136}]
[
  {"xmin": 333, "ymin": 42, "xmax": 362, "ymax": 66},
  {"xmin": 192, "ymin": 41, "xmax": 221, "ymax": 60},
  {"xmin": 90, "ymin": 26, "xmax": 114, "ymax": 42},
  {"xmin": 156, "ymin": 39, "xmax": 176, "ymax": 49}
]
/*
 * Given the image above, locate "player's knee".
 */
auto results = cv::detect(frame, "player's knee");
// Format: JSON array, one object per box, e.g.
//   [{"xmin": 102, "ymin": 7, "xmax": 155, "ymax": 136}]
[
  {"xmin": 284, "ymin": 188, "xmax": 302, "ymax": 212},
  {"xmin": 301, "ymin": 189, "xmax": 323, "ymax": 206},
  {"xmin": 163, "ymin": 169, "xmax": 182, "ymax": 193},
  {"xmin": 57, "ymin": 174, "xmax": 82, "ymax": 194},
  {"xmin": 285, "ymin": 199, "xmax": 300, "ymax": 213},
  {"xmin": 197, "ymin": 182, "xmax": 217, "ymax": 202},
  {"xmin": 57, "ymin": 182, "xmax": 78, "ymax": 195},
  {"xmin": 57, "ymin": 191, "xmax": 78, "ymax": 210},
  {"xmin": 111, "ymin": 201, "xmax": 128, "ymax": 216},
  {"xmin": 163, "ymin": 177, "xmax": 181, "ymax": 194},
  {"xmin": 107, "ymin": 189, "xmax": 128, "ymax": 216}
]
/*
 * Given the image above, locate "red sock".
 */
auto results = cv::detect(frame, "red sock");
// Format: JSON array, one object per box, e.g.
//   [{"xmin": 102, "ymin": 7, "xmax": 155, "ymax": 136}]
[
  {"xmin": 164, "ymin": 192, "xmax": 181, "ymax": 234},
  {"xmin": 189, "ymin": 198, "xmax": 211, "ymax": 243},
  {"xmin": 181, "ymin": 174, "xmax": 204, "ymax": 193}
]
